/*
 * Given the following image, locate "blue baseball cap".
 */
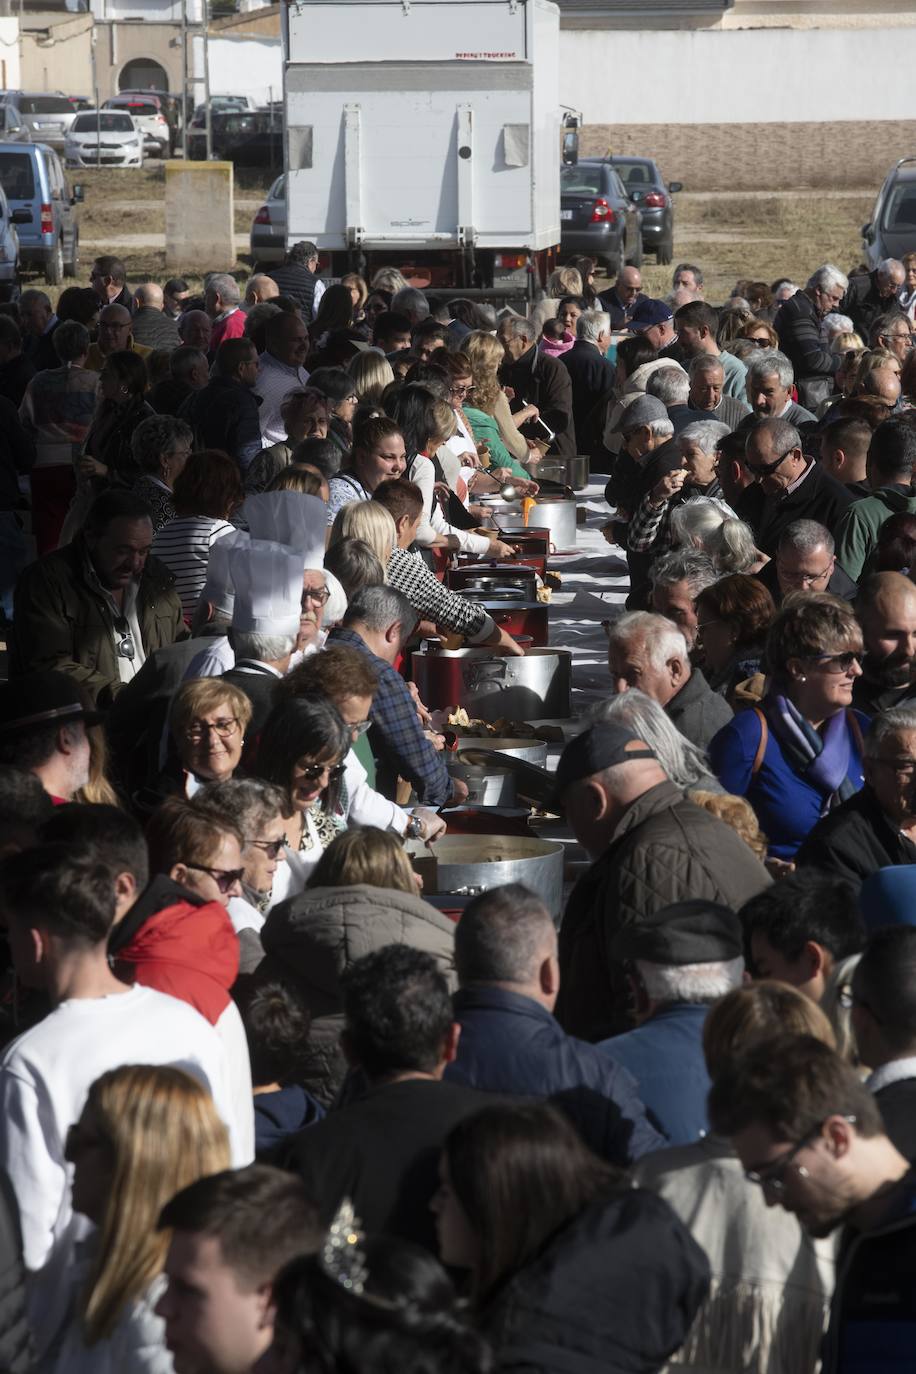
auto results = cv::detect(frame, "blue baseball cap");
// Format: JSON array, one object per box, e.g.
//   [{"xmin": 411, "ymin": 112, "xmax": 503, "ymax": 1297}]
[{"xmin": 628, "ymin": 299, "xmax": 674, "ymax": 332}]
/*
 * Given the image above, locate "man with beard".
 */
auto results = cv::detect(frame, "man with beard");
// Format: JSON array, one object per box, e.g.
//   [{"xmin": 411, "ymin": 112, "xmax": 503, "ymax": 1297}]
[
  {"xmin": 709, "ymin": 1034, "xmax": 916, "ymax": 1372},
  {"xmin": 853, "ymin": 573, "xmax": 916, "ymax": 716}
]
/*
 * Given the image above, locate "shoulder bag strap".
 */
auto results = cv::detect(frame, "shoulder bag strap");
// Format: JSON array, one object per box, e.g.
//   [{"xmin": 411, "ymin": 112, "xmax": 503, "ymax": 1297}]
[{"xmin": 751, "ymin": 706, "xmax": 768, "ymax": 777}]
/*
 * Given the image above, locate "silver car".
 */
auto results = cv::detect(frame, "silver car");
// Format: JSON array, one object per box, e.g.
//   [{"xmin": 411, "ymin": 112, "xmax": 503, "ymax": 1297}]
[
  {"xmin": 250, "ymin": 173, "xmax": 286, "ymax": 265},
  {"xmin": 103, "ymin": 95, "xmax": 169, "ymax": 158},
  {"xmin": 8, "ymin": 93, "xmax": 75, "ymax": 150},
  {"xmin": 65, "ymin": 110, "xmax": 143, "ymax": 169},
  {"xmin": 0, "ymin": 105, "xmax": 29, "ymax": 144}
]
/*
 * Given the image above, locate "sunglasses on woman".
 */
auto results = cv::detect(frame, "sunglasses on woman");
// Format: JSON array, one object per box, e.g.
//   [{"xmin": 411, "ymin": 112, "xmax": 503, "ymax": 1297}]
[
  {"xmin": 298, "ymin": 762, "xmax": 346, "ymax": 784},
  {"xmin": 181, "ymin": 862, "xmax": 245, "ymax": 893},
  {"xmin": 245, "ymin": 838, "xmax": 285, "ymax": 859}
]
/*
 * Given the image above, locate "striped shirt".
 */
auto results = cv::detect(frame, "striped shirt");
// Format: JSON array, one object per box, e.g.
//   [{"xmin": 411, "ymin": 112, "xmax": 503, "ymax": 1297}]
[{"xmin": 151, "ymin": 516, "xmax": 235, "ymax": 618}]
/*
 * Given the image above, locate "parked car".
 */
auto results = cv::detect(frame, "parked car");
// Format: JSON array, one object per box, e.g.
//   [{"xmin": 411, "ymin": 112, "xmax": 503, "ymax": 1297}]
[
  {"xmin": 67, "ymin": 96, "xmax": 93, "ymax": 112},
  {"xmin": 559, "ymin": 158, "xmax": 642, "ymax": 274},
  {"xmin": 862, "ymin": 157, "xmax": 916, "ymax": 270},
  {"xmin": 0, "ymin": 104, "xmax": 29, "ymax": 144},
  {"xmin": 608, "ymin": 156, "xmax": 681, "ymax": 265},
  {"xmin": 0, "ymin": 182, "xmax": 22, "ymax": 302},
  {"xmin": 65, "ymin": 110, "xmax": 143, "ymax": 169},
  {"xmin": 189, "ymin": 110, "xmax": 282, "ymax": 170},
  {"xmin": 4, "ymin": 93, "xmax": 76, "ymax": 151},
  {"xmin": 0, "ymin": 141, "xmax": 81, "ymax": 285},
  {"xmin": 103, "ymin": 94, "xmax": 169, "ymax": 158},
  {"xmin": 250, "ymin": 172, "xmax": 286, "ymax": 265}
]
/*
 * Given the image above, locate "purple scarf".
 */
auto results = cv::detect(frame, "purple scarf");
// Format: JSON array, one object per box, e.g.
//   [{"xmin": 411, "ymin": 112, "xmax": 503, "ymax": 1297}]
[{"xmin": 765, "ymin": 692, "xmax": 859, "ymax": 811}]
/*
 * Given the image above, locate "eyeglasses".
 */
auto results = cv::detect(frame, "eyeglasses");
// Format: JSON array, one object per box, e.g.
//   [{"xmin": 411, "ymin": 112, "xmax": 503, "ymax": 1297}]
[
  {"xmin": 449, "ymin": 384, "xmax": 473, "ymax": 398},
  {"xmin": 348, "ymin": 719, "xmax": 372, "ymax": 736},
  {"xmin": 181, "ymin": 862, "xmax": 245, "ymax": 893},
  {"xmin": 803, "ymin": 650, "xmax": 863, "ymax": 674},
  {"xmin": 696, "ymin": 618, "xmax": 722, "ymax": 633},
  {"xmin": 184, "ymin": 717, "xmax": 240, "ymax": 742},
  {"xmin": 776, "ymin": 561, "xmax": 832, "ymax": 586},
  {"xmin": 297, "ymin": 761, "xmax": 345, "ymax": 783},
  {"xmin": 748, "ymin": 337, "xmax": 773, "ymax": 348},
  {"xmin": 244, "ymin": 837, "xmax": 285, "ymax": 859},
  {"xmin": 745, "ymin": 1115, "xmax": 856, "ymax": 1195},
  {"xmin": 302, "ymin": 586, "xmax": 330, "ymax": 605},
  {"xmin": 746, "ymin": 446, "xmax": 797, "ymax": 479},
  {"xmin": 114, "ymin": 615, "xmax": 136, "ymax": 662}
]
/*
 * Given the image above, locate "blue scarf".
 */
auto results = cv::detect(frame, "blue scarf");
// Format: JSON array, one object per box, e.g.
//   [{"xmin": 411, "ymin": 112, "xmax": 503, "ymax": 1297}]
[{"xmin": 765, "ymin": 692, "xmax": 860, "ymax": 812}]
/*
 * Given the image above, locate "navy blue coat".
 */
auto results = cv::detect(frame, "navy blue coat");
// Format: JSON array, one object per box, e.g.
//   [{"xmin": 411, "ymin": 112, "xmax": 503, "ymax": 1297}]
[
  {"xmin": 446, "ymin": 986, "xmax": 663, "ymax": 1164},
  {"xmin": 599, "ymin": 1002, "xmax": 712, "ymax": 1146}
]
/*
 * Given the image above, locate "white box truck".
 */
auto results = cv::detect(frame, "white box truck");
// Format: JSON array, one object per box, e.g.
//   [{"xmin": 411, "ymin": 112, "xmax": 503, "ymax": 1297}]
[{"xmin": 282, "ymin": 0, "xmax": 571, "ymax": 300}]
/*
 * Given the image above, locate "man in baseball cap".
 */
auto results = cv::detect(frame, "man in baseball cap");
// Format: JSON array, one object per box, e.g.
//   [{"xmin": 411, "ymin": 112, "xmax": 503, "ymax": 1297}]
[
  {"xmin": 628, "ymin": 299, "xmax": 677, "ymax": 353},
  {"xmin": 600, "ymin": 900, "xmax": 745, "ymax": 1143},
  {"xmin": 554, "ymin": 721, "xmax": 770, "ymax": 1041},
  {"xmin": 0, "ymin": 671, "xmax": 103, "ymax": 804}
]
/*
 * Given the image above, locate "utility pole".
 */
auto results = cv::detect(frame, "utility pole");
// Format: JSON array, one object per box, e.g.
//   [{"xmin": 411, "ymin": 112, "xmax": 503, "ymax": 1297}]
[
  {"xmin": 203, "ymin": 0, "xmax": 212, "ymax": 161},
  {"xmin": 180, "ymin": 0, "xmax": 188, "ymax": 159}
]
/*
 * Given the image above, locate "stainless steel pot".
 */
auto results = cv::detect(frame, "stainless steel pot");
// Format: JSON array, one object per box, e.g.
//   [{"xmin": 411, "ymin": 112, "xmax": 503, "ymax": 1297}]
[
  {"xmin": 407, "ymin": 834, "xmax": 566, "ymax": 919},
  {"xmin": 525, "ymin": 454, "xmax": 590, "ymax": 491},
  {"xmin": 451, "ymin": 737, "xmax": 548, "ymax": 765},
  {"xmin": 447, "ymin": 756, "xmax": 517, "ymax": 807},
  {"xmin": 499, "ymin": 496, "xmax": 578, "ymax": 551},
  {"xmin": 447, "ymin": 565, "xmax": 539, "ymax": 599},
  {"xmin": 412, "ymin": 647, "xmax": 572, "ymax": 719}
]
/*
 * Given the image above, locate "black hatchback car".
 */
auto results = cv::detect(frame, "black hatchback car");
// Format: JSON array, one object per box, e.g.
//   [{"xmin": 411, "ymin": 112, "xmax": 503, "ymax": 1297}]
[
  {"xmin": 863, "ymin": 157, "xmax": 916, "ymax": 270},
  {"xmin": 560, "ymin": 159, "xmax": 642, "ymax": 274},
  {"xmin": 608, "ymin": 157, "xmax": 681, "ymax": 265}
]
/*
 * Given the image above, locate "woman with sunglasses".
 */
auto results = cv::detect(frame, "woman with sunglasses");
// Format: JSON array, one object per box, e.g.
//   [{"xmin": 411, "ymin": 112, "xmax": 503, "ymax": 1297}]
[
  {"xmin": 254, "ymin": 695, "xmax": 352, "ymax": 904},
  {"xmin": 709, "ymin": 593, "xmax": 870, "ymax": 863}
]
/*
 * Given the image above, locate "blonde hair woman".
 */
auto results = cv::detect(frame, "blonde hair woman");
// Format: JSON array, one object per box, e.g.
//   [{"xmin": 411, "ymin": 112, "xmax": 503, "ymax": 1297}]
[
  {"xmin": 308, "ymin": 825, "xmax": 420, "ymax": 893},
  {"xmin": 348, "ymin": 348, "xmax": 395, "ymax": 405},
  {"xmin": 54, "ymin": 1064, "xmax": 230, "ymax": 1373},
  {"xmin": 328, "ymin": 500, "xmax": 396, "ymax": 571},
  {"xmin": 465, "ymin": 330, "xmax": 533, "ymax": 471},
  {"xmin": 529, "ymin": 266, "xmax": 584, "ymax": 335}
]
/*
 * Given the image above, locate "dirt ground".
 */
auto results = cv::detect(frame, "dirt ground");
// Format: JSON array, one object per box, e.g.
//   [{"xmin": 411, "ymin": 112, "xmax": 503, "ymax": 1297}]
[{"xmin": 58, "ymin": 165, "xmax": 875, "ymax": 302}]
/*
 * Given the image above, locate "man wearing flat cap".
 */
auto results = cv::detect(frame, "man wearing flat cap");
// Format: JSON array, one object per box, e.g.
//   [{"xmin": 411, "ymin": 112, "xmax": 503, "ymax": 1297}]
[
  {"xmin": 554, "ymin": 721, "xmax": 769, "ymax": 1042},
  {"xmin": 599, "ymin": 900, "xmax": 744, "ymax": 1144},
  {"xmin": 0, "ymin": 670, "xmax": 103, "ymax": 804}
]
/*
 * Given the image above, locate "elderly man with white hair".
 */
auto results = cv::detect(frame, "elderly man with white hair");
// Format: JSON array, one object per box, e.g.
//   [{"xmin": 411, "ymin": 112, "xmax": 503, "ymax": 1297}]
[
  {"xmin": 686, "ymin": 355, "xmax": 749, "ymax": 430},
  {"xmin": 742, "ymin": 348, "xmax": 817, "ymax": 427},
  {"xmin": 607, "ymin": 610, "xmax": 733, "ymax": 752},
  {"xmin": 205, "ymin": 271, "xmax": 246, "ymax": 350},
  {"xmin": 774, "ymin": 263, "xmax": 850, "ymax": 410},
  {"xmin": 627, "ymin": 419, "xmax": 732, "ymax": 559},
  {"xmin": 496, "ymin": 312, "xmax": 576, "ymax": 457},
  {"xmin": 842, "ymin": 257, "xmax": 907, "ymax": 342},
  {"xmin": 559, "ymin": 308, "xmax": 617, "ymax": 461}
]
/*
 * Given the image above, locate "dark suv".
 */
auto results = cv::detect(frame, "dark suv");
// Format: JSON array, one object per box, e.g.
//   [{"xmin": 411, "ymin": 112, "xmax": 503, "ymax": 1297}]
[
  {"xmin": 560, "ymin": 160, "xmax": 642, "ymax": 274},
  {"xmin": 609, "ymin": 157, "xmax": 681, "ymax": 265},
  {"xmin": 863, "ymin": 158, "xmax": 916, "ymax": 270}
]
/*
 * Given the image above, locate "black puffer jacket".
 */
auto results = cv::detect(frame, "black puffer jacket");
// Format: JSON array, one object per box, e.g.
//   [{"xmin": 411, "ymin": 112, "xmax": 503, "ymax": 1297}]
[
  {"xmin": 773, "ymin": 290, "xmax": 836, "ymax": 409},
  {"xmin": 481, "ymin": 1188, "xmax": 710, "ymax": 1374}
]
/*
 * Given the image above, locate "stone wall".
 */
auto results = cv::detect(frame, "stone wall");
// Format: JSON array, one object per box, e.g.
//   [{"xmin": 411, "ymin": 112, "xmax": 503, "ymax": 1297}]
[{"xmin": 580, "ymin": 121, "xmax": 916, "ymax": 192}]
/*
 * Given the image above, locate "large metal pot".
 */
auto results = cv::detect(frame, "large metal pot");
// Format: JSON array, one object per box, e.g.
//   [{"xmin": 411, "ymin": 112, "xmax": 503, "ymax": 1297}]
[
  {"xmin": 412, "ymin": 647, "xmax": 572, "ymax": 719},
  {"xmin": 499, "ymin": 496, "xmax": 578, "ymax": 551},
  {"xmin": 447, "ymin": 565, "xmax": 539, "ymax": 599},
  {"xmin": 407, "ymin": 834, "xmax": 566, "ymax": 918},
  {"xmin": 452, "ymin": 592, "xmax": 549, "ymax": 646},
  {"xmin": 447, "ymin": 756, "xmax": 517, "ymax": 807},
  {"xmin": 450, "ymin": 737, "xmax": 548, "ymax": 764},
  {"xmin": 525, "ymin": 454, "xmax": 590, "ymax": 491}
]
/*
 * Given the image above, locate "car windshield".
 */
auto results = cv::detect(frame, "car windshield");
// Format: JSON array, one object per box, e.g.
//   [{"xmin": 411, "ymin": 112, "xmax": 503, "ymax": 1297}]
[
  {"xmin": 217, "ymin": 113, "xmax": 267, "ymax": 134},
  {"xmin": 613, "ymin": 162, "xmax": 654, "ymax": 188},
  {"xmin": 0, "ymin": 152, "xmax": 35, "ymax": 199},
  {"xmin": 19, "ymin": 97, "xmax": 73, "ymax": 115},
  {"xmin": 884, "ymin": 184, "xmax": 916, "ymax": 231},
  {"xmin": 560, "ymin": 166, "xmax": 603, "ymax": 196},
  {"xmin": 73, "ymin": 113, "xmax": 134, "ymax": 133}
]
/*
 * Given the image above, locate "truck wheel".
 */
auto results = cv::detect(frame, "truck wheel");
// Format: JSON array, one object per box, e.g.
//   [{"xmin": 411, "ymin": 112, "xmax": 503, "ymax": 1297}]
[
  {"xmin": 656, "ymin": 238, "xmax": 673, "ymax": 266},
  {"xmin": 45, "ymin": 239, "xmax": 63, "ymax": 287}
]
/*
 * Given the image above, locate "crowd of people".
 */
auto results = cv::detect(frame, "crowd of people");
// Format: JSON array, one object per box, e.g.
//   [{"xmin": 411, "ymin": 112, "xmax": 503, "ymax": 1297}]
[{"xmin": 0, "ymin": 239, "xmax": 914, "ymax": 1373}]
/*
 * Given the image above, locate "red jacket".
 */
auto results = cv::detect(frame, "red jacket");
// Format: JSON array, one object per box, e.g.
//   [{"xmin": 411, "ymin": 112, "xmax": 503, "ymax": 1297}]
[{"xmin": 111, "ymin": 876, "xmax": 239, "ymax": 1026}]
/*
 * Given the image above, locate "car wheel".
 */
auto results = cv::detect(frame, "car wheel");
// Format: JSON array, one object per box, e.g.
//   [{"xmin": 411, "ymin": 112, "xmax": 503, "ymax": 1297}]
[
  {"xmin": 45, "ymin": 238, "xmax": 64, "ymax": 287},
  {"xmin": 65, "ymin": 231, "xmax": 79, "ymax": 279},
  {"xmin": 656, "ymin": 237, "xmax": 673, "ymax": 266}
]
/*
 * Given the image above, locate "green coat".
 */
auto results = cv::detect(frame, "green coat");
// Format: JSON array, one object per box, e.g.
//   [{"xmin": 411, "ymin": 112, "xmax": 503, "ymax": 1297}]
[
  {"xmin": 12, "ymin": 535, "xmax": 184, "ymax": 707},
  {"xmin": 835, "ymin": 486, "xmax": 916, "ymax": 582},
  {"xmin": 463, "ymin": 406, "xmax": 531, "ymax": 480}
]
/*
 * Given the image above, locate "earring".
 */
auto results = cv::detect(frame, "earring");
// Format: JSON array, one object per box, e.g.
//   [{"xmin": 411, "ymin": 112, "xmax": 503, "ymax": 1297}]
[{"xmin": 798, "ymin": 675, "xmax": 807, "ymax": 683}]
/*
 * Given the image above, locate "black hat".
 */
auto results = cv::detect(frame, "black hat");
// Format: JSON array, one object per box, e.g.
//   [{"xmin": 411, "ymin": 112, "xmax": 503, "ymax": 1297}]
[
  {"xmin": 553, "ymin": 722, "xmax": 657, "ymax": 805},
  {"xmin": 0, "ymin": 672, "xmax": 104, "ymax": 735},
  {"xmin": 611, "ymin": 899, "xmax": 743, "ymax": 966}
]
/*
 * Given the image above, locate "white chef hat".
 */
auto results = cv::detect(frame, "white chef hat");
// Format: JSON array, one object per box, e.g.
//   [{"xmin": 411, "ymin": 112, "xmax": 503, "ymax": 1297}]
[
  {"xmin": 229, "ymin": 540, "xmax": 305, "ymax": 637},
  {"xmin": 322, "ymin": 567, "xmax": 347, "ymax": 629},
  {"xmin": 199, "ymin": 529, "xmax": 250, "ymax": 617},
  {"xmin": 241, "ymin": 491, "xmax": 327, "ymax": 572}
]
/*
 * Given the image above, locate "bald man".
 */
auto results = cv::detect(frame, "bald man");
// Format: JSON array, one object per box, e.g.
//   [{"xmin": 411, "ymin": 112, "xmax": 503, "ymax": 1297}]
[
  {"xmin": 131, "ymin": 283, "xmax": 181, "ymax": 351},
  {"xmin": 854, "ymin": 572, "xmax": 916, "ymax": 716},
  {"xmin": 244, "ymin": 273, "xmax": 280, "ymax": 307},
  {"xmin": 598, "ymin": 266, "xmax": 646, "ymax": 331},
  {"xmin": 84, "ymin": 304, "xmax": 153, "ymax": 373}
]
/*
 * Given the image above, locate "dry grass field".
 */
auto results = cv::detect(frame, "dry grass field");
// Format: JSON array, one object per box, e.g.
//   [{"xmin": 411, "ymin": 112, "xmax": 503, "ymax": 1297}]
[{"xmin": 56, "ymin": 165, "xmax": 876, "ymax": 302}]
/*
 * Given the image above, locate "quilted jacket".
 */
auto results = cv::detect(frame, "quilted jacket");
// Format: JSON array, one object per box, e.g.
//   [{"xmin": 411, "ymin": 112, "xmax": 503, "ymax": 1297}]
[
  {"xmin": 260, "ymin": 883, "xmax": 456, "ymax": 1107},
  {"xmin": 556, "ymin": 781, "xmax": 771, "ymax": 1042}
]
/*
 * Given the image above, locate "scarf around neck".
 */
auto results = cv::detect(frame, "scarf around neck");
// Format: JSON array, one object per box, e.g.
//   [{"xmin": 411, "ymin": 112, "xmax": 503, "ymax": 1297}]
[{"xmin": 765, "ymin": 691, "xmax": 859, "ymax": 812}]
